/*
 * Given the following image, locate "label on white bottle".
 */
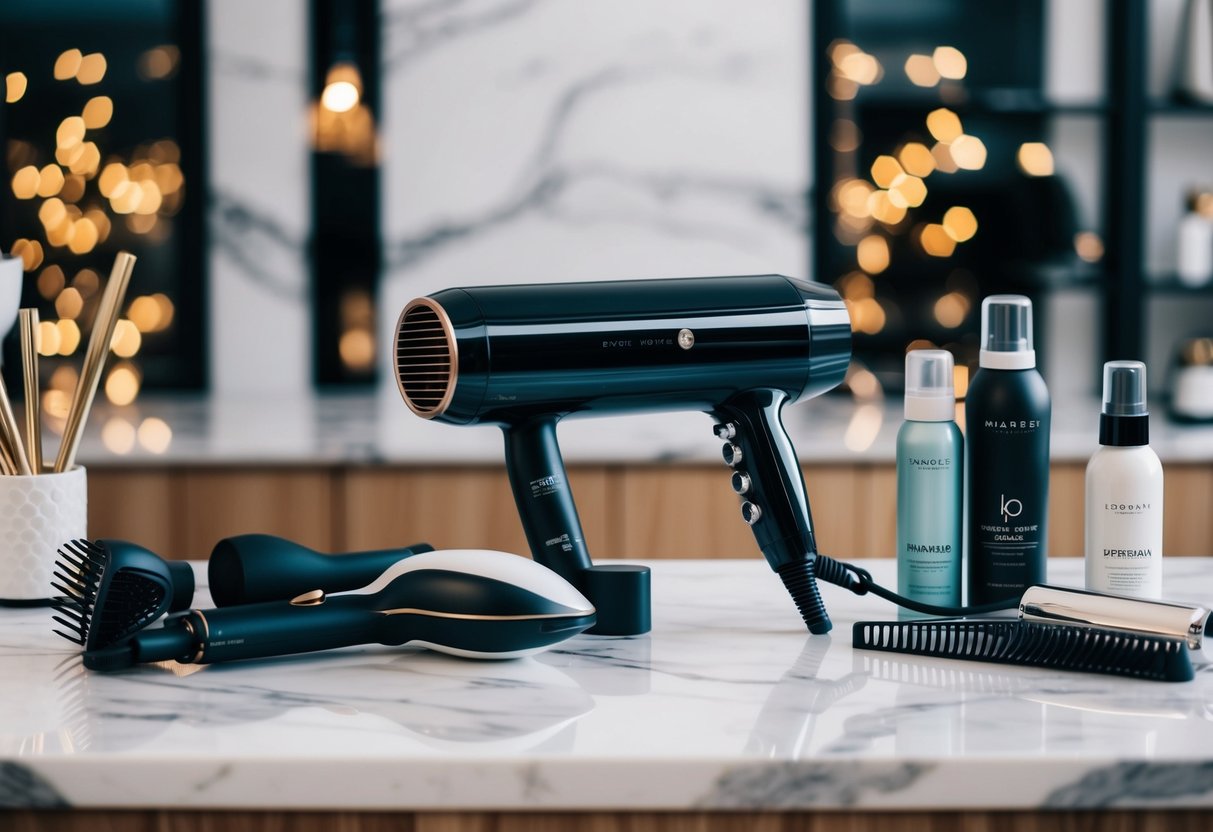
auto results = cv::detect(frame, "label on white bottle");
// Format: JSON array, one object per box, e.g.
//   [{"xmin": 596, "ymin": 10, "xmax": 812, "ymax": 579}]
[{"xmin": 1085, "ymin": 448, "xmax": 1163, "ymax": 598}]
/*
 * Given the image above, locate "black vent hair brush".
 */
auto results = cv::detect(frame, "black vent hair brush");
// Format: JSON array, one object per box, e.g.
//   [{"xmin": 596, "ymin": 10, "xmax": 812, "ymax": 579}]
[
  {"xmin": 853, "ymin": 618, "xmax": 1195, "ymax": 683},
  {"xmin": 52, "ymin": 539, "xmax": 194, "ymax": 651}
]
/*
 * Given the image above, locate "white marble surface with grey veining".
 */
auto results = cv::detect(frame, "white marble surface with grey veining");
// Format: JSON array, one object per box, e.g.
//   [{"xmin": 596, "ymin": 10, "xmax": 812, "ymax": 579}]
[{"xmin": 4, "ymin": 558, "xmax": 1213, "ymax": 810}]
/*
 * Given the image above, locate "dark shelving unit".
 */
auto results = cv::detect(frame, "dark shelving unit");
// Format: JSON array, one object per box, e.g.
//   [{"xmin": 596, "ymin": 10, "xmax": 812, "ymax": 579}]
[{"xmin": 811, "ymin": 0, "xmax": 1213, "ymax": 385}]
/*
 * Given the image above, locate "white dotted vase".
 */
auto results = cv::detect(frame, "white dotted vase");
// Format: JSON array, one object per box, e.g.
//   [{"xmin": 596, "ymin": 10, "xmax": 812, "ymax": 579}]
[{"xmin": 0, "ymin": 467, "xmax": 87, "ymax": 603}]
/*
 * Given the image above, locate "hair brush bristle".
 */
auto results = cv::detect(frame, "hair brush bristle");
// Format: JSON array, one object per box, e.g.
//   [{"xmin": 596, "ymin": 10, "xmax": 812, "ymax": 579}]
[{"xmin": 51, "ymin": 539, "xmax": 170, "ymax": 651}]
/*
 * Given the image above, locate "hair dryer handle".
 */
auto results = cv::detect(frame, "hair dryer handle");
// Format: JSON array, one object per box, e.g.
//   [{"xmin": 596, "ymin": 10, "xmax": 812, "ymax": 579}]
[
  {"xmin": 714, "ymin": 391, "xmax": 832, "ymax": 634},
  {"xmin": 502, "ymin": 418, "xmax": 593, "ymax": 586}
]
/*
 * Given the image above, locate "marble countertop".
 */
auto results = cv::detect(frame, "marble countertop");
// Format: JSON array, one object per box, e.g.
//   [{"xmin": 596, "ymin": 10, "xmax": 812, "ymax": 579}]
[
  {"xmin": 4, "ymin": 557, "xmax": 1213, "ymax": 811},
  {"xmin": 69, "ymin": 392, "xmax": 1213, "ymax": 467}
]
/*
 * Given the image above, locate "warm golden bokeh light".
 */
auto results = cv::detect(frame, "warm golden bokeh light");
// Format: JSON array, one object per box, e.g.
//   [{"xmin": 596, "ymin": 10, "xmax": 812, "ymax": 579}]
[
  {"xmin": 12, "ymin": 166, "xmax": 40, "ymax": 199},
  {"xmin": 38, "ymin": 197, "xmax": 66, "ymax": 229},
  {"xmin": 5, "ymin": 72, "xmax": 27, "ymax": 103},
  {"xmin": 73, "ymin": 267, "xmax": 101, "ymax": 297},
  {"xmin": 12, "ymin": 238, "xmax": 44, "ymax": 271},
  {"xmin": 56, "ymin": 319, "xmax": 81, "ymax": 355},
  {"xmin": 339, "ymin": 329, "xmax": 375, "ymax": 371},
  {"xmin": 50, "ymin": 365, "xmax": 78, "ymax": 392},
  {"xmin": 35, "ymin": 165, "xmax": 65, "ymax": 198},
  {"xmin": 67, "ymin": 217, "xmax": 99, "ymax": 254},
  {"xmin": 857, "ymin": 234, "xmax": 891, "ymax": 274},
  {"xmin": 101, "ymin": 417, "xmax": 136, "ymax": 456},
  {"xmin": 57, "ymin": 116, "xmax": 85, "ymax": 150},
  {"xmin": 98, "ymin": 163, "xmax": 127, "ymax": 197},
  {"xmin": 943, "ymin": 206, "xmax": 979, "ymax": 242},
  {"xmin": 848, "ymin": 297, "xmax": 888, "ymax": 335},
  {"xmin": 934, "ymin": 292, "xmax": 970, "ymax": 328},
  {"xmin": 110, "ymin": 319, "xmax": 142, "ymax": 358},
  {"xmin": 920, "ymin": 223, "xmax": 958, "ymax": 257},
  {"xmin": 110, "ymin": 180, "xmax": 144, "ymax": 214},
  {"xmin": 837, "ymin": 179, "xmax": 874, "ymax": 217},
  {"xmin": 105, "ymin": 364, "xmax": 141, "ymax": 406},
  {"xmin": 37, "ymin": 265, "xmax": 66, "ymax": 300},
  {"xmin": 904, "ymin": 54, "xmax": 940, "ymax": 87},
  {"xmin": 868, "ymin": 190, "xmax": 908, "ymax": 225},
  {"xmin": 82, "ymin": 95, "xmax": 113, "ymax": 129},
  {"xmin": 827, "ymin": 73, "xmax": 859, "ymax": 101},
  {"xmin": 898, "ymin": 143, "xmax": 936, "ymax": 178},
  {"xmin": 76, "ymin": 53, "xmax": 107, "ymax": 85},
  {"xmin": 1075, "ymin": 231, "xmax": 1105, "ymax": 262},
  {"xmin": 54, "ymin": 49, "xmax": 83, "ymax": 81},
  {"xmin": 954, "ymin": 364, "xmax": 970, "ymax": 400},
  {"xmin": 870, "ymin": 155, "xmax": 904, "ymax": 189},
  {"xmin": 321, "ymin": 62, "xmax": 363, "ymax": 113},
  {"xmin": 848, "ymin": 367, "xmax": 882, "ymax": 399},
  {"xmin": 139, "ymin": 45, "xmax": 180, "ymax": 80},
  {"xmin": 926, "ymin": 108, "xmax": 963, "ymax": 143},
  {"xmin": 1017, "ymin": 142, "xmax": 1055, "ymax": 176},
  {"xmin": 837, "ymin": 51, "xmax": 882, "ymax": 85},
  {"xmin": 37, "ymin": 321, "xmax": 61, "ymax": 356},
  {"xmin": 889, "ymin": 173, "xmax": 927, "ymax": 208},
  {"xmin": 949, "ymin": 135, "xmax": 987, "ymax": 170},
  {"xmin": 55, "ymin": 287, "xmax": 84, "ymax": 320},
  {"xmin": 138, "ymin": 417, "xmax": 173, "ymax": 454},
  {"xmin": 838, "ymin": 270, "xmax": 876, "ymax": 300},
  {"xmin": 84, "ymin": 209, "xmax": 111, "ymax": 243},
  {"xmin": 931, "ymin": 142, "xmax": 959, "ymax": 173},
  {"xmin": 102, "ymin": 417, "xmax": 137, "ymax": 455},
  {"xmin": 60, "ymin": 173, "xmax": 85, "ymax": 202},
  {"xmin": 933, "ymin": 46, "xmax": 967, "ymax": 80},
  {"xmin": 68, "ymin": 142, "xmax": 101, "ymax": 177},
  {"xmin": 906, "ymin": 338, "xmax": 936, "ymax": 353},
  {"xmin": 829, "ymin": 119, "xmax": 862, "ymax": 153}
]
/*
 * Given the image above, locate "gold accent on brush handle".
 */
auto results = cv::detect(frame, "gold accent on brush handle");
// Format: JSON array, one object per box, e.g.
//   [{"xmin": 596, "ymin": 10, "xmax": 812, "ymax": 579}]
[
  {"xmin": 19, "ymin": 309, "xmax": 40, "ymax": 473},
  {"xmin": 54, "ymin": 251, "xmax": 136, "ymax": 473},
  {"xmin": 0, "ymin": 371, "xmax": 31, "ymax": 475}
]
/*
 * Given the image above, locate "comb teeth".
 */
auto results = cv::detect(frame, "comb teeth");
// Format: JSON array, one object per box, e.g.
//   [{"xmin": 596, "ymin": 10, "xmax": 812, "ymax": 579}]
[
  {"xmin": 853, "ymin": 619, "xmax": 1195, "ymax": 683},
  {"xmin": 50, "ymin": 539, "xmax": 109, "ymax": 646}
]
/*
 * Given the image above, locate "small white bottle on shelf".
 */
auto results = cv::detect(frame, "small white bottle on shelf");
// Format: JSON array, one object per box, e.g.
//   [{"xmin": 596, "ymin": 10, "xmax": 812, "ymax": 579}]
[
  {"xmin": 1085, "ymin": 361, "xmax": 1163, "ymax": 599},
  {"xmin": 1177, "ymin": 190, "xmax": 1213, "ymax": 287}
]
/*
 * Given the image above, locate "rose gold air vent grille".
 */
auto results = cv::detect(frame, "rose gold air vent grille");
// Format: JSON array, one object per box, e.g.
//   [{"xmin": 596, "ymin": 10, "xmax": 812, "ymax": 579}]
[{"xmin": 394, "ymin": 299, "xmax": 457, "ymax": 418}]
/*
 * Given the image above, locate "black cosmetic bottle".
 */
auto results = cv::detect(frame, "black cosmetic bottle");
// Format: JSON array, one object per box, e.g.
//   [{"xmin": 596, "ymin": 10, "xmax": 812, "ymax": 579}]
[{"xmin": 966, "ymin": 295, "xmax": 1051, "ymax": 605}]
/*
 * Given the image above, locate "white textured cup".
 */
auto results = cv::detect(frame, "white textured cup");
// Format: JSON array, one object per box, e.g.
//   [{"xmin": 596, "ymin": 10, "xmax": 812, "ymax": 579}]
[{"xmin": 0, "ymin": 467, "xmax": 87, "ymax": 603}]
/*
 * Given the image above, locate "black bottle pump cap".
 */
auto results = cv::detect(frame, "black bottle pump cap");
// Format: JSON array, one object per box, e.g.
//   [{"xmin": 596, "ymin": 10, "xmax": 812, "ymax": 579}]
[
  {"xmin": 1099, "ymin": 360, "xmax": 1150, "ymax": 446},
  {"xmin": 581, "ymin": 564, "xmax": 651, "ymax": 635}
]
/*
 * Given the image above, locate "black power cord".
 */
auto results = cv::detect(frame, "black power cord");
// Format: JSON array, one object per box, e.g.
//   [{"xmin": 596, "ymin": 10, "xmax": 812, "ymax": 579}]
[{"xmin": 814, "ymin": 554, "xmax": 1021, "ymax": 617}]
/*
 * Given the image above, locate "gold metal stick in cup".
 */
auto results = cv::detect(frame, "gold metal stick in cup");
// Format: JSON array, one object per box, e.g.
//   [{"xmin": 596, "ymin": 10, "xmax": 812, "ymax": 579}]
[
  {"xmin": 0, "ymin": 371, "xmax": 31, "ymax": 475},
  {"xmin": 54, "ymin": 251, "xmax": 136, "ymax": 473},
  {"xmin": 19, "ymin": 309, "xmax": 40, "ymax": 473}
]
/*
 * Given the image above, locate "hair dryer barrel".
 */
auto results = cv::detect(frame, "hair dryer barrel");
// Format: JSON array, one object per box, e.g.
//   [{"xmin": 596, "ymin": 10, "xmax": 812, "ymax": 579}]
[{"xmin": 394, "ymin": 275, "xmax": 851, "ymax": 425}]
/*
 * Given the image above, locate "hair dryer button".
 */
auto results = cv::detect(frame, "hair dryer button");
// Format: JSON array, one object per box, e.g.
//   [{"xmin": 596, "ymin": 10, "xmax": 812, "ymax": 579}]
[
  {"xmin": 721, "ymin": 443, "xmax": 743, "ymax": 466},
  {"xmin": 741, "ymin": 502, "xmax": 762, "ymax": 525},
  {"xmin": 713, "ymin": 422, "xmax": 737, "ymax": 441},
  {"xmin": 731, "ymin": 472, "xmax": 751, "ymax": 495}
]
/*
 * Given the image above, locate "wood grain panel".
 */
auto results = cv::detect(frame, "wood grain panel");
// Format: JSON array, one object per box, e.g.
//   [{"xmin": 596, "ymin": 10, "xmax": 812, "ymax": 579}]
[
  {"xmin": 1165, "ymin": 464, "xmax": 1213, "ymax": 556},
  {"xmin": 85, "ymin": 469, "xmax": 177, "ymax": 557},
  {"xmin": 856, "ymin": 465, "xmax": 897, "ymax": 557},
  {"xmin": 616, "ymin": 465, "xmax": 757, "ymax": 558},
  {"xmin": 339, "ymin": 467, "xmax": 614, "ymax": 557},
  {"xmin": 178, "ymin": 469, "xmax": 335, "ymax": 557},
  {"xmin": 1047, "ymin": 463, "xmax": 1085, "ymax": 557},
  {"xmin": 9, "ymin": 809, "xmax": 1213, "ymax": 832},
  {"xmin": 803, "ymin": 464, "xmax": 861, "ymax": 557}
]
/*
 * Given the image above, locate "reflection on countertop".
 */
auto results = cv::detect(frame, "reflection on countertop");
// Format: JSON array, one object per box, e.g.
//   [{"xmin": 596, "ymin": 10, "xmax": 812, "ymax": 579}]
[
  {"xmin": 4, "ymin": 558, "xmax": 1213, "ymax": 811},
  {"xmin": 67, "ymin": 392, "xmax": 1213, "ymax": 466}
]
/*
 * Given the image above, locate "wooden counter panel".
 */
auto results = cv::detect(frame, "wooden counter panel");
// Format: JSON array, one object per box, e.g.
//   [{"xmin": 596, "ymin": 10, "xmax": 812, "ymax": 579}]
[
  {"xmin": 8, "ymin": 809, "xmax": 1213, "ymax": 832},
  {"xmin": 78, "ymin": 462, "xmax": 1213, "ymax": 561},
  {"xmin": 86, "ymin": 469, "xmax": 177, "ymax": 556},
  {"xmin": 178, "ymin": 470, "xmax": 335, "ymax": 558}
]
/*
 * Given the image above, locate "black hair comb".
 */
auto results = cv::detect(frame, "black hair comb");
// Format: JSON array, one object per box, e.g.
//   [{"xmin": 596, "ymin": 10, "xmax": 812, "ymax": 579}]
[{"xmin": 852, "ymin": 618, "xmax": 1194, "ymax": 683}]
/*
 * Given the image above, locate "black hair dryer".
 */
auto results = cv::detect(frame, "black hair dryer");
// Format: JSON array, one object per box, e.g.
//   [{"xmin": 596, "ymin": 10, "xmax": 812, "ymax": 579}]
[{"xmin": 392, "ymin": 274, "xmax": 852, "ymax": 635}]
